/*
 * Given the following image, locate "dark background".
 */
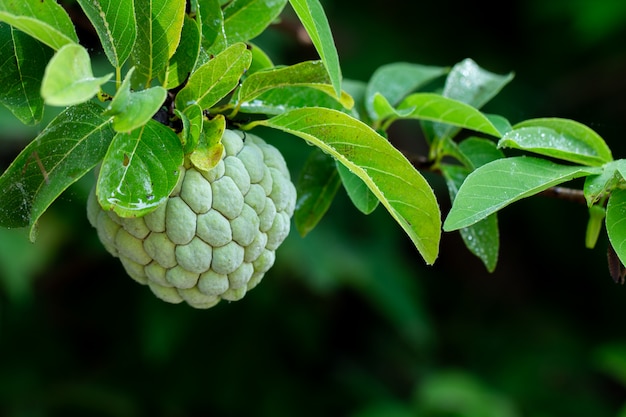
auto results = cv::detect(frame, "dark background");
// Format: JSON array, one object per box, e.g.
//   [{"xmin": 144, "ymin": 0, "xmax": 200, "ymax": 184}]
[{"xmin": 2, "ymin": 1, "xmax": 626, "ymax": 416}]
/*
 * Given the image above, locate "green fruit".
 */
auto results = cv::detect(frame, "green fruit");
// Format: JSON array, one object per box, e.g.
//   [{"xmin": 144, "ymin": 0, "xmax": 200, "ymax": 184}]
[{"xmin": 87, "ymin": 129, "xmax": 296, "ymax": 308}]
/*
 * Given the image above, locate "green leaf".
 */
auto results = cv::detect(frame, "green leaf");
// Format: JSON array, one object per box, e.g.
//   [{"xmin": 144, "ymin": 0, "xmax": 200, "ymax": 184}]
[
  {"xmin": 441, "ymin": 164, "xmax": 499, "ymax": 272},
  {"xmin": 606, "ymin": 189, "xmax": 626, "ymax": 267},
  {"xmin": 206, "ymin": 0, "xmax": 288, "ymax": 54},
  {"xmin": 103, "ymin": 68, "xmax": 167, "ymax": 132},
  {"xmin": 443, "ymin": 156, "xmax": 600, "ymax": 231},
  {"xmin": 365, "ymin": 62, "xmax": 448, "ymax": 120},
  {"xmin": 196, "ymin": 0, "xmax": 223, "ymax": 48},
  {"xmin": 458, "ymin": 136, "xmax": 505, "ymax": 169},
  {"xmin": 289, "ymin": 0, "xmax": 342, "ymax": 97},
  {"xmin": 189, "ymin": 115, "xmax": 225, "ymax": 172},
  {"xmin": 97, "ymin": 120, "xmax": 184, "ymax": 218},
  {"xmin": 175, "ymin": 42, "xmax": 252, "ymax": 111},
  {"xmin": 131, "ymin": 0, "xmax": 186, "ymax": 88},
  {"xmin": 0, "ymin": 102, "xmax": 115, "ymax": 240},
  {"xmin": 76, "ymin": 0, "xmax": 137, "ymax": 68},
  {"xmin": 586, "ymin": 204, "xmax": 605, "ymax": 249},
  {"xmin": 295, "ymin": 148, "xmax": 342, "ymax": 236},
  {"xmin": 41, "ymin": 43, "xmax": 113, "ymax": 107},
  {"xmin": 162, "ymin": 14, "xmax": 201, "ymax": 89},
  {"xmin": 248, "ymin": 42, "xmax": 274, "ymax": 74},
  {"xmin": 337, "ymin": 163, "xmax": 379, "ymax": 214},
  {"xmin": 0, "ymin": 0, "xmax": 78, "ymax": 50},
  {"xmin": 237, "ymin": 60, "xmax": 329, "ymax": 103},
  {"xmin": 238, "ymin": 85, "xmax": 353, "ymax": 115},
  {"xmin": 181, "ymin": 104, "xmax": 204, "ymax": 153},
  {"xmin": 499, "ymin": 118, "xmax": 613, "ymax": 166},
  {"xmin": 583, "ymin": 160, "xmax": 626, "ymax": 206},
  {"xmin": 395, "ymin": 93, "xmax": 501, "ymax": 137},
  {"xmin": 429, "ymin": 58, "xmax": 514, "ymax": 139},
  {"xmin": 0, "ymin": 23, "xmax": 52, "ymax": 124},
  {"xmin": 251, "ymin": 107, "xmax": 441, "ymax": 264}
]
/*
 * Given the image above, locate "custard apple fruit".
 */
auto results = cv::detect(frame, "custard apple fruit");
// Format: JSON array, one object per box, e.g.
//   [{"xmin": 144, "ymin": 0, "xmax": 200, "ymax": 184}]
[{"xmin": 87, "ymin": 129, "xmax": 296, "ymax": 308}]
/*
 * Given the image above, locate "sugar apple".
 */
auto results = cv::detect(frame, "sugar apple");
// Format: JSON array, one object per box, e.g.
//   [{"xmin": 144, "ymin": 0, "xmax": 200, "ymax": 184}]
[{"xmin": 87, "ymin": 129, "xmax": 296, "ymax": 308}]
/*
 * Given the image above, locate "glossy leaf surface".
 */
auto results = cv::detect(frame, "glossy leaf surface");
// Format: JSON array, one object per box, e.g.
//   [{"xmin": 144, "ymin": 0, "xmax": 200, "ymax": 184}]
[
  {"xmin": 336, "ymin": 163, "xmax": 379, "ymax": 214},
  {"xmin": 76, "ymin": 0, "xmax": 137, "ymax": 68},
  {"xmin": 395, "ymin": 93, "xmax": 501, "ymax": 137},
  {"xmin": 97, "ymin": 120, "xmax": 184, "ymax": 218},
  {"xmin": 444, "ymin": 156, "xmax": 600, "ymax": 231},
  {"xmin": 499, "ymin": 118, "xmax": 612, "ymax": 166},
  {"xmin": 253, "ymin": 107, "xmax": 441, "ymax": 264},
  {"xmin": 162, "ymin": 14, "xmax": 200, "ymax": 89},
  {"xmin": 41, "ymin": 44, "xmax": 112, "ymax": 106},
  {"xmin": 295, "ymin": 148, "xmax": 342, "ymax": 236},
  {"xmin": 0, "ymin": 23, "xmax": 52, "ymax": 124},
  {"xmin": 0, "ymin": 102, "xmax": 115, "ymax": 239},
  {"xmin": 0, "ymin": 0, "xmax": 78, "ymax": 49}
]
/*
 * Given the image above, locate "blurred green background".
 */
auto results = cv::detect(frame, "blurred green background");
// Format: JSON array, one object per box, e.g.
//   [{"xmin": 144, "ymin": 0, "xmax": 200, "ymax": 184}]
[{"xmin": 2, "ymin": 0, "xmax": 626, "ymax": 416}]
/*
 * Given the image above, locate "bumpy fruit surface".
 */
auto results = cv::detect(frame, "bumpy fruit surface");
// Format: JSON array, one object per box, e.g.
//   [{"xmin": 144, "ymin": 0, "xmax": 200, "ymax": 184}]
[{"xmin": 87, "ymin": 130, "xmax": 296, "ymax": 308}]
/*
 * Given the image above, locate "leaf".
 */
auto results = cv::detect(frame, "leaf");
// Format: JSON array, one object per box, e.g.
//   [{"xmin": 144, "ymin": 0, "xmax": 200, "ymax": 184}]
[
  {"xmin": 443, "ymin": 156, "xmax": 600, "ymax": 231},
  {"xmin": 441, "ymin": 164, "xmax": 499, "ymax": 272},
  {"xmin": 131, "ymin": 0, "xmax": 186, "ymax": 88},
  {"xmin": 76, "ymin": 0, "xmax": 137, "ymax": 68},
  {"xmin": 336, "ymin": 163, "xmax": 379, "ymax": 214},
  {"xmin": 248, "ymin": 42, "xmax": 274, "ymax": 74},
  {"xmin": 0, "ymin": 23, "xmax": 52, "ymax": 124},
  {"xmin": 583, "ymin": 160, "xmax": 626, "ymax": 206},
  {"xmin": 0, "ymin": 102, "xmax": 115, "ymax": 240},
  {"xmin": 499, "ymin": 118, "xmax": 613, "ymax": 166},
  {"xmin": 606, "ymin": 189, "xmax": 626, "ymax": 267},
  {"xmin": 103, "ymin": 68, "xmax": 167, "ymax": 132},
  {"xmin": 238, "ymin": 85, "xmax": 353, "ymax": 115},
  {"xmin": 162, "ymin": 14, "xmax": 201, "ymax": 89},
  {"xmin": 41, "ymin": 43, "xmax": 113, "ymax": 107},
  {"xmin": 204, "ymin": 0, "xmax": 287, "ymax": 54},
  {"xmin": 190, "ymin": 115, "xmax": 225, "ymax": 172},
  {"xmin": 237, "ymin": 60, "xmax": 329, "ymax": 103},
  {"xmin": 0, "ymin": 0, "xmax": 78, "ymax": 50},
  {"xmin": 175, "ymin": 42, "xmax": 251, "ymax": 111},
  {"xmin": 289, "ymin": 0, "xmax": 342, "ymax": 97},
  {"xmin": 429, "ymin": 58, "xmax": 514, "ymax": 139},
  {"xmin": 196, "ymin": 0, "xmax": 223, "ymax": 49},
  {"xmin": 295, "ymin": 148, "xmax": 342, "ymax": 236},
  {"xmin": 458, "ymin": 136, "xmax": 505, "ymax": 169},
  {"xmin": 97, "ymin": 120, "xmax": 184, "ymax": 218},
  {"xmin": 365, "ymin": 62, "xmax": 448, "ymax": 120},
  {"xmin": 395, "ymin": 93, "xmax": 501, "ymax": 137},
  {"xmin": 251, "ymin": 107, "xmax": 441, "ymax": 264},
  {"xmin": 181, "ymin": 104, "xmax": 204, "ymax": 153}
]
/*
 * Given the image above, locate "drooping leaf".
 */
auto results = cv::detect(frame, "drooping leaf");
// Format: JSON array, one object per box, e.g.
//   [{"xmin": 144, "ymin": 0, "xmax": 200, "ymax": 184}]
[
  {"xmin": 586, "ymin": 204, "xmax": 606, "ymax": 249},
  {"xmin": 365, "ymin": 62, "xmax": 448, "ymax": 120},
  {"xmin": 0, "ymin": 23, "xmax": 52, "ymax": 124},
  {"xmin": 444, "ymin": 156, "xmax": 600, "ymax": 231},
  {"xmin": 393, "ymin": 93, "xmax": 501, "ymax": 137},
  {"xmin": 175, "ymin": 42, "xmax": 251, "ymax": 110},
  {"xmin": 41, "ymin": 43, "xmax": 113, "ymax": 107},
  {"xmin": 162, "ymin": 14, "xmax": 201, "ymax": 89},
  {"xmin": 289, "ymin": 0, "xmax": 342, "ymax": 97},
  {"xmin": 294, "ymin": 148, "xmax": 342, "ymax": 237},
  {"xmin": 336, "ymin": 163, "xmax": 379, "ymax": 214},
  {"xmin": 0, "ymin": 102, "xmax": 115, "ymax": 240},
  {"xmin": 97, "ymin": 120, "xmax": 184, "ymax": 218},
  {"xmin": 103, "ymin": 67, "xmax": 167, "ymax": 132},
  {"xmin": 190, "ymin": 115, "xmax": 225, "ymax": 172},
  {"xmin": 441, "ymin": 164, "xmax": 499, "ymax": 272},
  {"xmin": 76, "ymin": 0, "xmax": 137, "ymax": 68},
  {"xmin": 498, "ymin": 118, "xmax": 613, "ymax": 166},
  {"xmin": 606, "ymin": 189, "xmax": 626, "ymax": 267},
  {"xmin": 0, "ymin": 0, "xmax": 78, "ymax": 50},
  {"xmin": 584, "ymin": 160, "xmax": 626, "ymax": 206},
  {"xmin": 131, "ymin": 0, "xmax": 186, "ymax": 88},
  {"xmin": 250, "ymin": 107, "xmax": 441, "ymax": 264},
  {"xmin": 206, "ymin": 0, "xmax": 287, "ymax": 54}
]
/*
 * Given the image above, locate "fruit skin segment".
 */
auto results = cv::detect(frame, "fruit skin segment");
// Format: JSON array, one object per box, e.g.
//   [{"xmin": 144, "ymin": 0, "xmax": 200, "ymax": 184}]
[{"xmin": 87, "ymin": 130, "xmax": 296, "ymax": 309}]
